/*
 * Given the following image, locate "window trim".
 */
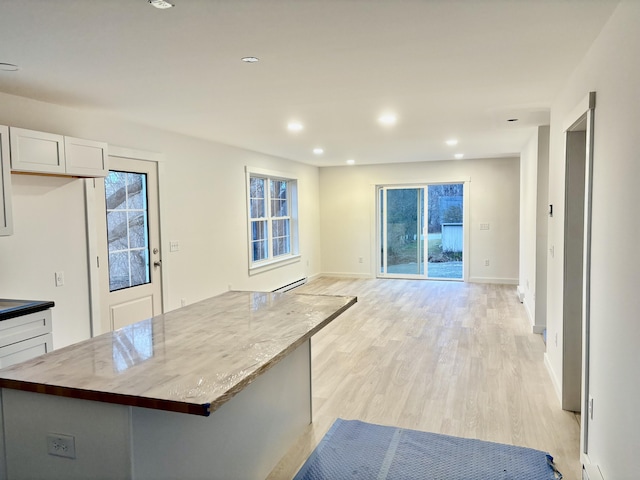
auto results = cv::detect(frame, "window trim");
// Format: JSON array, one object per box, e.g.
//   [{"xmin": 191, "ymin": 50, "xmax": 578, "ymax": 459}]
[{"xmin": 245, "ymin": 166, "xmax": 300, "ymax": 274}]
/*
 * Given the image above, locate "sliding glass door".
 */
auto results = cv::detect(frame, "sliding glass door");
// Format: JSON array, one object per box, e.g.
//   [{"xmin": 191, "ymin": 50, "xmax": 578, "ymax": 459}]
[
  {"xmin": 379, "ymin": 187, "xmax": 425, "ymax": 276},
  {"xmin": 379, "ymin": 184, "xmax": 464, "ymax": 280}
]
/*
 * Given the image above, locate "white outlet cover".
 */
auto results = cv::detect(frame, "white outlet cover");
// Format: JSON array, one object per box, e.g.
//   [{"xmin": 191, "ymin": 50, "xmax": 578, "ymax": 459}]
[{"xmin": 46, "ymin": 433, "xmax": 76, "ymax": 459}]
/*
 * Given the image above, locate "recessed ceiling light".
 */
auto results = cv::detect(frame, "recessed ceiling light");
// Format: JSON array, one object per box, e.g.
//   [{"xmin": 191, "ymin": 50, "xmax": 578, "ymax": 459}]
[
  {"xmin": 346, "ymin": 159, "xmax": 355, "ymax": 165},
  {"xmin": 0, "ymin": 63, "xmax": 19, "ymax": 72},
  {"xmin": 378, "ymin": 114, "xmax": 397, "ymax": 126},
  {"xmin": 287, "ymin": 122, "xmax": 304, "ymax": 132},
  {"xmin": 454, "ymin": 153, "xmax": 464, "ymax": 159},
  {"xmin": 313, "ymin": 148, "xmax": 324, "ymax": 155},
  {"xmin": 241, "ymin": 56, "xmax": 259, "ymax": 63},
  {"xmin": 446, "ymin": 139, "xmax": 458, "ymax": 146},
  {"xmin": 148, "ymin": 0, "xmax": 174, "ymax": 9}
]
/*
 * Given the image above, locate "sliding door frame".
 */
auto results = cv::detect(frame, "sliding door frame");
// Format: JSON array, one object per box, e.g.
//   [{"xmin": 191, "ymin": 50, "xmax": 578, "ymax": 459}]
[{"xmin": 375, "ymin": 180, "xmax": 470, "ymax": 282}]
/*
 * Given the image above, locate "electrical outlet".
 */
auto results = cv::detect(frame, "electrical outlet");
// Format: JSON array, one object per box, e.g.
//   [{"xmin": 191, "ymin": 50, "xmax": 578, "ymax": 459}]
[
  {"xmin": 180, "ymin": 298, "xmax": 186, "ymax": 307},
  {"xmin": 47, "ymin": 433, "xmax": 76, "ymax": 459},
  {"xmin": 169, "ymin": 241, "xmax": 179, "ymax": 252},
  {"xmin": 358, "ymin": 257, "xmax": 363, "ymax": 264},
  {"xmin": 484, "ymin": 259, "xmax": 490, "ymax": 266},
  {"xmin": 55, "ymin": 271, "xmax": 65, "ymax": 287}
]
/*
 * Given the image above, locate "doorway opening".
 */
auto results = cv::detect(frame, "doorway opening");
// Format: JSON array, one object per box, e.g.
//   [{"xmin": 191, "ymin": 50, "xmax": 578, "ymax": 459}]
[
  {"xmin": 378, "ymin": 184, "xmax": 464, "ymax": 280},
  {"xmin": 561, "ymin": 92, "xmax": 595, "ymax": 460}
]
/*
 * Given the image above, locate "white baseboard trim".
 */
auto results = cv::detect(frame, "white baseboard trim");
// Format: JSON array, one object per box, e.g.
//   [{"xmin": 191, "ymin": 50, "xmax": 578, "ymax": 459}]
[
  {"xmin": 544, "ymin": 352, "xmax": 562, "ymax": 404},
  {"xmin": 523, "ymin": 298, "xmax": 533, "ymax": 322},
  {"xmin": 319, "ymin": 272, "xmax": 375, "ymax": 279},
  {"xmin": 582, "ymin": 462, "xmax": 605, "ymax": 480},
  {"xmin": 306, "ymin": 272, "xmax": 323, "ymax": 283},
  {"xmin": 468, "ymin": 277, "xmax": 518, "ymax": 285},
  {"xmin": 516, "ymin": 285, "xmax": 525, "ymax": 303}
]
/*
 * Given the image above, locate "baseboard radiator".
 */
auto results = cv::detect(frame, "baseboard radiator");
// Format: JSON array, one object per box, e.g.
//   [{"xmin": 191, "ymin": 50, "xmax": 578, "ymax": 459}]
[
  {"xmin": 583, "ymin": 464, "xmax": 604, "ymax": 480},
  {"xmin": 272, "ymin": 278, "xmax": 307, "ymax": 293}
]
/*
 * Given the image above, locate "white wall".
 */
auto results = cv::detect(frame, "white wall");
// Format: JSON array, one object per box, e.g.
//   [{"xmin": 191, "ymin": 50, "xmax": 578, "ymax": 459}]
[
  {"xmin": 519, "ymin": 125, "xmax": 550, "ymax": 333},
  {"xmin": 319, "ymin": 157, "xmax": 520, "ymax": 283},
  {"xmin": 534, "ymin": 126, "xmax": 549, "ymax": 333},
  {"xmin": 545, "ymin": 2, "xmax": 640, "ymax": 477},
  {"xmin": 519, "ymin": 130, "xmax": 539, "ymax": 322},
  {"xmin": 0, "ymin": 92, "xmax": 321, "ymax": 349}
]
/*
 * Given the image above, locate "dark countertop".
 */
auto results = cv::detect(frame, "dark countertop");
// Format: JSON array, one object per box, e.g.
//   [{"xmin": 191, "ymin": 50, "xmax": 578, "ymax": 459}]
[{"xmin": 0, "ymin": 299, "xmax": 55, "ymax": 321}]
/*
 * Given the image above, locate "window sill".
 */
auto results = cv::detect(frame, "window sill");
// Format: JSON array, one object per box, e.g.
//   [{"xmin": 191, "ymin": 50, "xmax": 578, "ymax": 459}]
[{"xmin": 249, "ymin": 254, "xmax": 301, "ymax": 276}]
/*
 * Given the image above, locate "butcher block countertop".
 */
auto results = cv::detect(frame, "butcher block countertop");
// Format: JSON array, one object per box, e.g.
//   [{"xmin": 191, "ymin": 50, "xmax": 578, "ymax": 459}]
[{"xmin": 0, "ymin": 291, "xmax": 356, "ymax": 416}]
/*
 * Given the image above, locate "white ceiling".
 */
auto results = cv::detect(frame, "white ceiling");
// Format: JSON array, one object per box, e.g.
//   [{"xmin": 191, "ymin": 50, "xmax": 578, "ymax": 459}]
[{"xmin": 0, "ymin": 0, "xmax": 618, "ymax": 167}]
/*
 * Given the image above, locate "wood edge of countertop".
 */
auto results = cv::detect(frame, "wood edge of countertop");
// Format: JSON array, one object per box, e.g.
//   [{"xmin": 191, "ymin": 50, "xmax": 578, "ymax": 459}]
[
  {"xmin": 0, "ymin": 378, "xmax": 210, "ymax": 416},
  {"xmin": 0, "ymin": 295, "xmax": 358, "ymax": 417}
]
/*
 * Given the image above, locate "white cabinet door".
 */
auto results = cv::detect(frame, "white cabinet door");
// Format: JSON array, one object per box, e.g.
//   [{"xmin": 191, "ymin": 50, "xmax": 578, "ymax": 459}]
[
  {"xmin": 65, "ymin": 136, "xmax": 108, "ymax": 177},
  {"xmin": 9, "ymin": 127, "xmax": 65, "ymax": 174},
  {"xmin": 10, "ymin": 128, "xmax": 108, "ymax": 178},
  {"xmin": 0, "ymin": 125, "xmax": 13, "ymax": 236}
]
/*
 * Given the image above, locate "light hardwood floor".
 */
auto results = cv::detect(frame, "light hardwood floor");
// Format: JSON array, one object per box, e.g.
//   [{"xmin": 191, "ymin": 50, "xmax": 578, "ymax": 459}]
[{"xmin": 267, "ymin": 277, "xmax": 581, "ymax": 480}]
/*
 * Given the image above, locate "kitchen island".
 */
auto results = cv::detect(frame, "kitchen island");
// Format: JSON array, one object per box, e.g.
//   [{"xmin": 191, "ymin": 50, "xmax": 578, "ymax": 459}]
[{"xmin": 0, "ymin": 290, "xmax": 356, "ymax": 480}]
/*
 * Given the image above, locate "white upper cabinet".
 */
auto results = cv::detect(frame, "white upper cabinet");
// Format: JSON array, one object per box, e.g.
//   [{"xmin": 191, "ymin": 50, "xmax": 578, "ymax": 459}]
[
  {"xmin": 64, "ymin": 136, "xmax": 108, "ymax": 177},
  {"xmin": 9, "ymin": 127, "xmax": 65, "ymax": 174},
  {"xmin": 9, "ymin": 127, "xmax": 108, "ymax": 178},
  {"xmin": 0, "ymin": 125, "xmax": 14, "ymax": 236}
]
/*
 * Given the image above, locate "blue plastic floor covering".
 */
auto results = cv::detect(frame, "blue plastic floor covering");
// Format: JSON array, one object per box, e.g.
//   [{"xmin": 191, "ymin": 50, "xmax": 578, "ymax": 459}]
[{"xmin": 293, "ymin": 419, "xmax": 563, "ymax": 480}]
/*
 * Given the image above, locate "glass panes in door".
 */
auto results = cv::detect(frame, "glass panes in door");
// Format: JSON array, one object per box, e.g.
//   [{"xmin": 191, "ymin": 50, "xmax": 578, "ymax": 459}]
[
  {"xmin": 383, "ymin": 188, "xmax": 424, "ymax": 276},
  {"xmin": 379, "ymin": 183, "xmax": 464, "ymax": 280},
  {"xmin": 426, "ymin": 184, "xmax": 463, "ymax": 279},
  {"xmin": 105, "ymin": 170, "xmax": 151, "ymax": 291}
]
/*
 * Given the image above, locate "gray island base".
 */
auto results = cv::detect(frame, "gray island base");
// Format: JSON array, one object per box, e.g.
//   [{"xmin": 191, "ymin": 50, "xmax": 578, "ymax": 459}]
[{"xmin": 0, "ymin": 291, "xmax": 356, "ymax": 480}]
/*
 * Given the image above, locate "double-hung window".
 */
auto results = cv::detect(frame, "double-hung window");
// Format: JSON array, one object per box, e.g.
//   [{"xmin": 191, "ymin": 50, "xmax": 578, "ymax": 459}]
[{"xmin": 246, "ymin": 167, "xmax": 299, "ymax": 271}]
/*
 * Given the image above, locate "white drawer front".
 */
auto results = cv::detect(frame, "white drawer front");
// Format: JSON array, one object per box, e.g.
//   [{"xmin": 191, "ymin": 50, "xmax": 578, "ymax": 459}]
[
  {"xmin": 0, "ymin": 333, "xmax": 52, "ymax": 369},
  {"xmin": 0, "ymin": 310, "xmax": 52, "ymax": 348}
]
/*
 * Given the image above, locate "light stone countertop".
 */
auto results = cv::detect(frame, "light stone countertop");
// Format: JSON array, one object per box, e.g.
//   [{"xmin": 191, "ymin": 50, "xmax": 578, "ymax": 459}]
[{"xmin": 0, "ymin": 291, "xmax": 356, "ymax": 416}]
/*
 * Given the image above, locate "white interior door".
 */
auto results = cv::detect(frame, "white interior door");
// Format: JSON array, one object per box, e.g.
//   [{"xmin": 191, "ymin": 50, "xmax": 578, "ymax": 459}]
[{"xmin": 95, "ymin": 157, "xmax": 162, "ymax": 332}]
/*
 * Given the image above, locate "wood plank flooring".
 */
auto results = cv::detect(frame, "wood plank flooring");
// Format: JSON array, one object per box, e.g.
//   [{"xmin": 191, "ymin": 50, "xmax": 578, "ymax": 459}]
[{"xmin": 267, "ymin": 277, "xmax": 581, "ymax": 480}]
